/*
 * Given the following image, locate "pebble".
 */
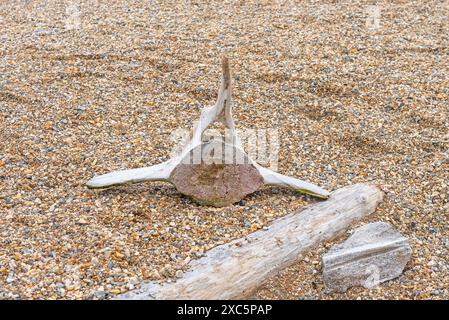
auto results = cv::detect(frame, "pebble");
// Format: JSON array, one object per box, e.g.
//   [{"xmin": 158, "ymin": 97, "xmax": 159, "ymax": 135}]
[
  {"xmin": 6, "ymin": 277, "xmax": 15, "ymax": 284},
  {"xmin": 94, "ymin": 290, "xmax": 106, "ymax": 300}
]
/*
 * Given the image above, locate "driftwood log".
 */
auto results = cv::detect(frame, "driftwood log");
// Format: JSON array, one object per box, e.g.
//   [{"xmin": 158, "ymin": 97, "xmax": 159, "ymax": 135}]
[
  {"xmin": 86, "ymin": 57, "xmax": 330, "ymax": 206},
  {"xmin": 116, "ymin": 183, "xmax": 383, "ymax": 300}
]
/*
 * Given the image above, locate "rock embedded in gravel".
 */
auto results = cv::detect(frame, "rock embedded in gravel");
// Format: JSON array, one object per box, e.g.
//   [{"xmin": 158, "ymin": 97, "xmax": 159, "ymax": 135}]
[{"xmin": 322, "ymin": 222, "xmax": 412, "ymax": 293}]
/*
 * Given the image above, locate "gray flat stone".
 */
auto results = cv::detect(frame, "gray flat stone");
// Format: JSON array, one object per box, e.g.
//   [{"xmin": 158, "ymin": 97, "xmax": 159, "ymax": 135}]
[{"xmin": 322, "ymin": 221, "xmax": 411, "ymax": 293}]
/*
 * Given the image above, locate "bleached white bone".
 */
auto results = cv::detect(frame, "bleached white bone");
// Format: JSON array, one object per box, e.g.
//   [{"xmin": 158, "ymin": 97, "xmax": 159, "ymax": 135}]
[
  {"xmin": 86, "ymin": 160, "xmax": 174, "ymax": 188},
  {"xmin": 256, "ymin": 165, "xmax": 329, "ymax": 198},
  {"xmin": 86, "ymin": 57, "xmax": 330, "ymax": 199}
]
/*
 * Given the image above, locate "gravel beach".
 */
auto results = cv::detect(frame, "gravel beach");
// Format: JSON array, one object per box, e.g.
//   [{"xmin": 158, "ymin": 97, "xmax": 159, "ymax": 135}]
[{"xmin": 0, "ymin": 0, "xmax": 448, "ymax": 299}]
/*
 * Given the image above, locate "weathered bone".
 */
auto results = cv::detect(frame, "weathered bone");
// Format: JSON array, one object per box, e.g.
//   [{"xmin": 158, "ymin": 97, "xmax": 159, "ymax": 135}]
[{"xmin": 86, "ymin": 57, "xmax": 330, "ymax": 205}]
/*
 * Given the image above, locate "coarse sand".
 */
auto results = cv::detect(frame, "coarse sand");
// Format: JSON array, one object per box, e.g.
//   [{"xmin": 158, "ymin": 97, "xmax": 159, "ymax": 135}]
[{"xmin": 0, "ymin": 0, "xmax": 447, "ymax": 299}]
